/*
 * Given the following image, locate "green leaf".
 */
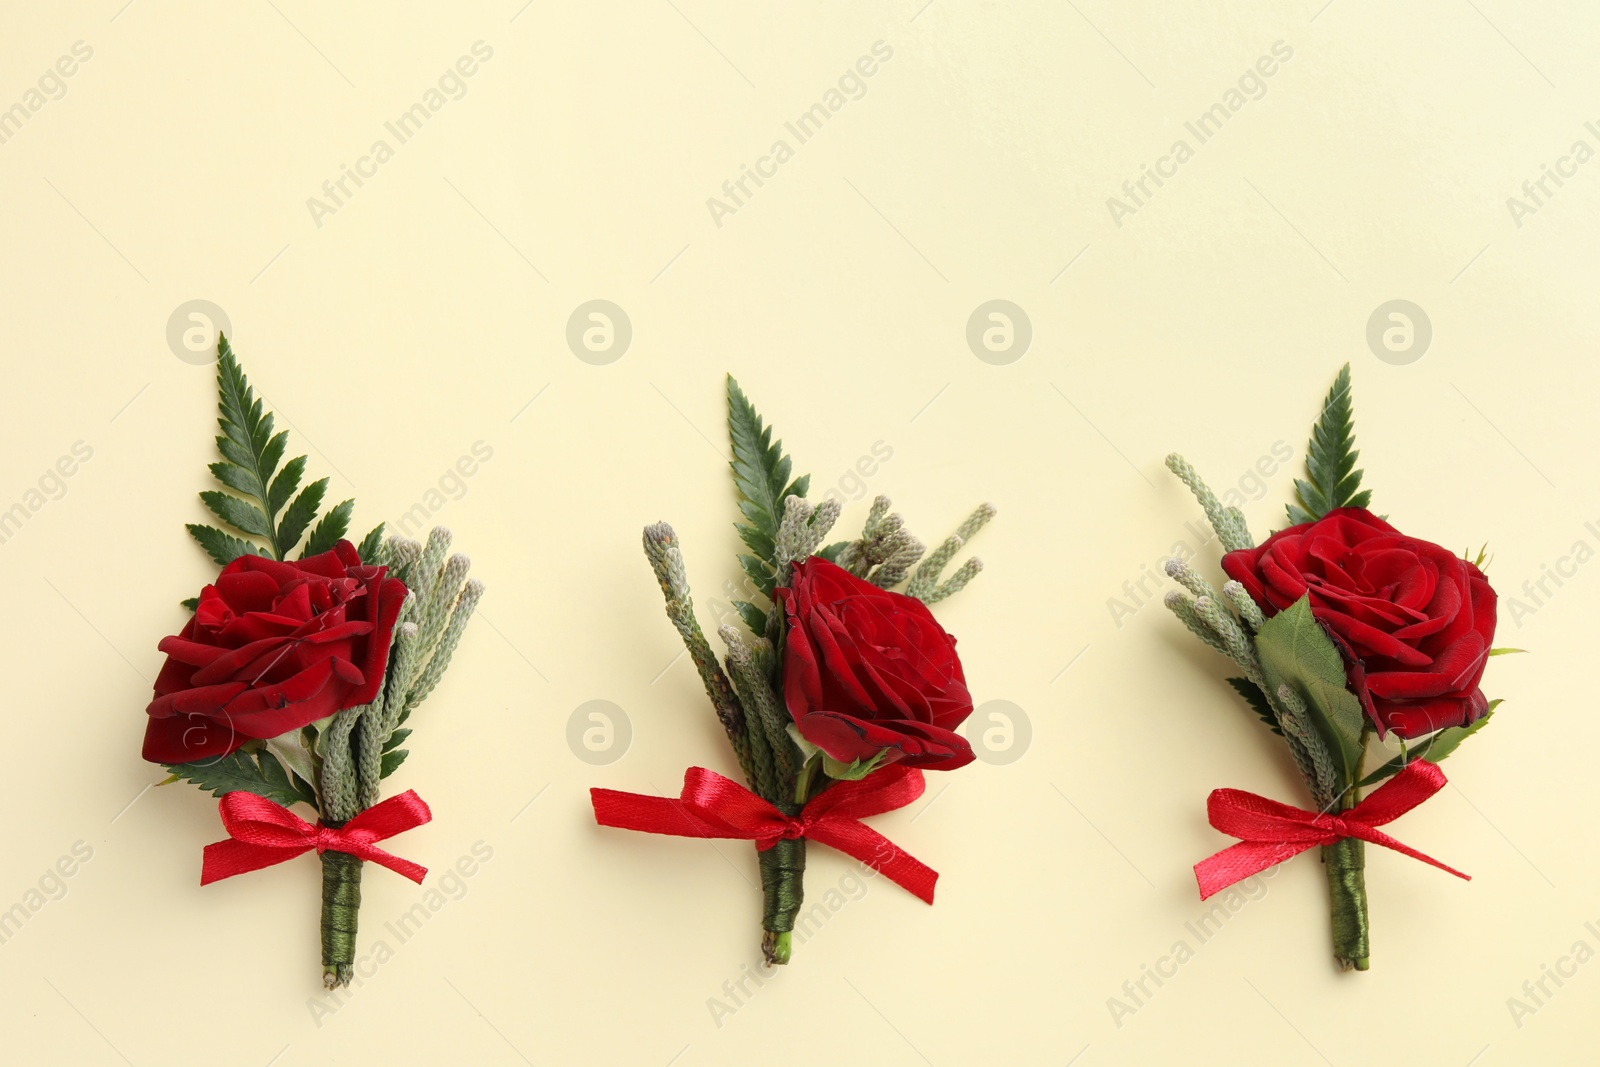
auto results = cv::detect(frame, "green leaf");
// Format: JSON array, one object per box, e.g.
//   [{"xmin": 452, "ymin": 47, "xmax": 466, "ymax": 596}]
[
  {"xmin": 198, "ymin": 490, "xmax": 272, "ymax": 538},
  {"xmin": 207, "ymin": 460, "xmax": 259, "ymax": 498},
  {"xmin": 276, "ymin": 477, "xmax": 328, "ymax": 556},
  {"xmin": 186, "ymin": 523, "xmax": 263, "ymax": 567},
  {"xmin": 1488, "ymin": 647, "xmax": 1526, "ymax": 656},
  {"xmin": 163, "ymin": 749, "xmax": 309, "ymax": 808},
  {"xmin": 180, "ymin": 596, "xmax": 199, "ymax": 612},
  {"xmin": 266, "ymin": 455, "xmax": 306, "ymax": 515},
  {"xmin": 380, "ymin": 749, "xmax": 410, "ymax": 778},
  {"xmin": 822, "ymin": 750, "xmax": 889, "ymax": 781},
  {"xmin": 1287, "ymin": 363, "xmax": 1372, "ymax": 525},
  {"xmin": 356, "ymin": 523, "xmax": 386, "ymax": 563},
  {"xmin": 1225, "ymin": 677, "xmax": 1284, "ymax": 737},
  {"xmin": 727, "ymin": 375, "xmax": 809, "ymax": 596},
  {"xmin": 732, "ymin": 600, "xmax": 768, "ymax": 634},
  {"xmin": 209, "ymin": 337, "xmax": 289, "ymax": 556},
  {"xmin": 737, "ymin": 553, "xmax": 777, "ymax": 599},
  {"xmin": 1253, "ymin": 595, "xmax": 1366, "ymax": 787},
  {"xmin": 301, "ymin": 497, "xmax": 353, "ymax": 558},
  {"xmin": 1359, "ymin": 702, "xmax": 1499, "ymax": 787},
  {"xmin": 381, "ymin": 727, "xmax": 411, "ymax": 753}
]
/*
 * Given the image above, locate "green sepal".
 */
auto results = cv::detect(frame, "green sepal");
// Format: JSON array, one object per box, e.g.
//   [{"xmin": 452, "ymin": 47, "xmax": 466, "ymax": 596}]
[
  {"xmin": 1359, "ymin": 701, "xmax": 1499, "ymax": 787},
  {"xmin": 1253, "ymin": 595, "xmax": 1366, "ymax": 787},
  {"xmin": 1286, "ymin": 363, "xmax": 1372, "ymax": 525},
  {"xmin": 180, "ymin": 596, "xmax": 199, "ymax": 612},
  {"xmin": 821, "ymin": 750, "xmax": 889, "ymax": 782},
  {"xmin": 1226, "ymin": 676, "xmax": 1284, "ymax": 737}
]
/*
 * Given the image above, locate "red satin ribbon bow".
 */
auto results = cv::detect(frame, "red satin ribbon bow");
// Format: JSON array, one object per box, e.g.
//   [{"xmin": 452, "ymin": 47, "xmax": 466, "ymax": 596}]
[
  {"xmin": 201, "ymin": 789, "xmax": 433, "ymax": 886},
  {"xmin": 1194, "ymin": 760, "xmax": 1469, "ymax": 900},
  {"xmin": 591, "ymin": 764, "xmax": 939, "ymax": 903}
]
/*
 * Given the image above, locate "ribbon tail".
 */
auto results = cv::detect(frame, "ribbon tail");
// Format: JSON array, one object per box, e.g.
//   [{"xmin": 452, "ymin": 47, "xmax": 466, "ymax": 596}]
[
  {"xmin": 200, "ymin": 838, "xmax": 311, "ymax": 885},
  {"xmin": 807, "ymin": 822, "xmax": 938, "ymax": 905},
  {"xmin": 344, "ymin": 845, "xmax": 428, "ymax": 884},
  {"xmin": 1352, "ymin": 826, "xmax": 1471, "ymax": 883},
  {"xmin": 1195, "ymin": 839, "xmax": 1319, "ymax": 900}
]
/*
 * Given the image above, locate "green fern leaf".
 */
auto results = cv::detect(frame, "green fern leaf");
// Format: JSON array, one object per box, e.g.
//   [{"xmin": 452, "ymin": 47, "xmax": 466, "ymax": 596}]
[
  {"xmin": 1226, "ymin": 676, "xmax": 1284, "ymax": 737},
  {"xmin": 356, "ymin": 523, "xmax": 386, "ymax": 563},
  {"xmin": 276, "ymin": 477, "xmax": 328, "ymax": 556},
  {"xmin": 732, "ymin": 600, "xmax": 768, "ymax": 634},
  {"xmin": 203, "ymin": 337, "xmax": 309, "ymax": 559},
  {"xmin": 266, "ymin": 455, "xmax": 306, "ymax": 515},
  {"xmin": 301, "ymin": 498, "xmax": 353, "ymax": 558},
  {"xmin": 164, "ymin": 748, "xmax": 312, "ymax": 808},
  {"xmin": 198, "ymin": 490, "xmax": 272, "ymax": 538},
  {"xmin": 1287, "ymin": 363, "xmax": 1372, "ymax": 525},
  {"xmin": 737, "ymin": 553, "xmax": 777, "ymax": 598},
  {"xmin": 186, "ymin": 523, "xmax": 264, "ymax": 567},
  {"xmin": 380, "ymin": 749, "xmax": 410, "ymax": 778},
  {"xmin": 202, "ymin": 335, "xmax": 369, "ymax": 566},
  {"xmin": 726, "ymin": 375, "xmax": 810, "ymax": 595}
]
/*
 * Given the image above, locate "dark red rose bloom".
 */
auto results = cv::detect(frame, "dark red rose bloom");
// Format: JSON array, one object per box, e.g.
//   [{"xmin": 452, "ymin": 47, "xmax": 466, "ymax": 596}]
[
  {"xmin": 774, "ymin": 557, "xmax": 974, "ymax": 770},
  {"xmin": 1221, "ymin": 507, "xmax": 1496, "ymax": 740},
  {"xmin": 142, "ymin": 541, "xmax": 406, "ymax": 764}
]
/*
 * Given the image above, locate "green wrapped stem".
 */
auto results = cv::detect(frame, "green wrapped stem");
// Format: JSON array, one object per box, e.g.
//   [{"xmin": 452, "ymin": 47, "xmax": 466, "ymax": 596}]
[
  {"xmin": 758, "ymin": 837, "xmax": 807, "ymax": 965},
  {"xmin": 1322, "ymin": 835, "xmax": 1369, "ymax": 971},
  {"xmin": 320, "ymin": 849, "xmax": 364, "ymax": 988}
]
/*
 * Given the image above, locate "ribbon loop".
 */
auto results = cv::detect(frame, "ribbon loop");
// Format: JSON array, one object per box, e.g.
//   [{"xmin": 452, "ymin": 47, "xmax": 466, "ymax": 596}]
[
  {"xmin": 1194, "ymin": 760, "xmax": 1468, "ymax": 900},
  {"xmin": 201, "ymin": 789, "xmax": 433, "ymax": 886},
  {"xmin": 591, "ymin": 765, "xmax": 938, "ymax": 904}
]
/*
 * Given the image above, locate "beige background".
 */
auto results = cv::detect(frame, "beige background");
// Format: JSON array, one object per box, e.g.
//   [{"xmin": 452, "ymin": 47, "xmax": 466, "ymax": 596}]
[{"xmin": 1, "ymin": 1, "xmax": 1595, "ymax": 1064}]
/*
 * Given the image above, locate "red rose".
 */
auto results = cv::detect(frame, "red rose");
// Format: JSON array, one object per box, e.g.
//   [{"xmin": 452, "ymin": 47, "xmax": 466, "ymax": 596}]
[
  {"xmin": 1221, "ymin": 507, "xmax": 1496, "ymax": 740},
  {"xmin": 774, "ymin": 557, "xmax": 974, "ymax": 770},
  {"xmin": 142, "ymin": 541, "xmax": 407, "ymax": 764}
]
